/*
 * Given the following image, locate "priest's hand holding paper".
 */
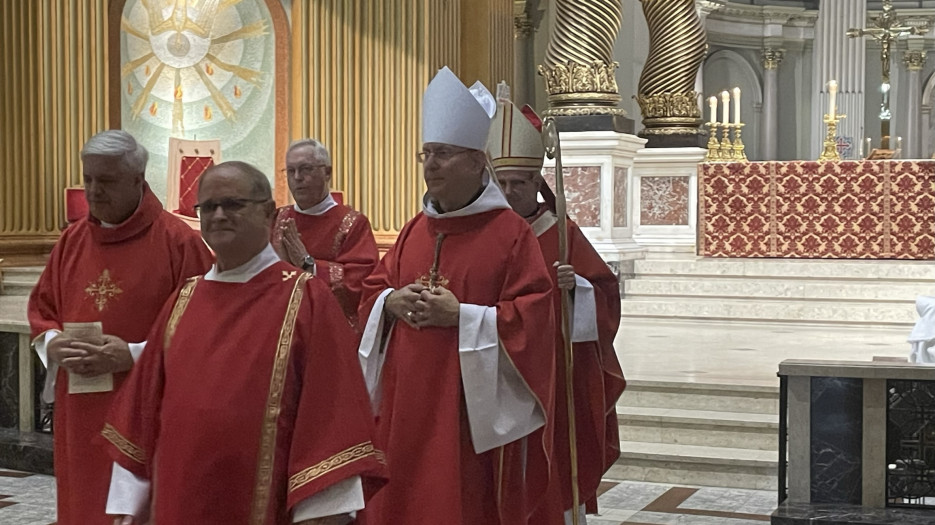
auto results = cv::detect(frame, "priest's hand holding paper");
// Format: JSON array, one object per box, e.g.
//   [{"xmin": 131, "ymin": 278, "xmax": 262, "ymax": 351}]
[
  {"xmin": 47, "ymin": 334, "xmax": 85, "ymax": 370},
  {"xmin": 412, "ymin": 287, "xmax": 460, "ymax": 328},
  {"xmin": 384, "ymin": 283, "xmax": 427, "ymax": 328},
  {"xmin": 554, "ymin": 262, "xmax": 576, "ymax": 291},
  {"xmin": 66, "ymin": 334, "xmax": 134, "ymax": 376}
]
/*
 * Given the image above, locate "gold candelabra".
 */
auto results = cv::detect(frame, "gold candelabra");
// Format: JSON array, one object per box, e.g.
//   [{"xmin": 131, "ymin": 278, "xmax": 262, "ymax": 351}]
[
  {"xmin": 818, "ymin": 113, "xmax": 846, "ymax": 161},
  {"xmin": 705, "ymin": 122, "xmax": 748, "ymax": 162},
  {"xmin": 705, "ymin": 122, "xmax": 721, "ymax": 161},
  {"xmin": 731, "ymin": 123, "xmax": 748, "ymax": 161}
]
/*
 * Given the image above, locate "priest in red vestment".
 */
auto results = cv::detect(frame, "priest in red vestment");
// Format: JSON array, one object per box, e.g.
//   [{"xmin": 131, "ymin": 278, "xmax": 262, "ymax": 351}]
[
  {"xmin": 102, "ymin": 161, "xmax": 386, "ymax": 525},
  {"xmin": 489, "ymin": 99, "xmax": 627, "ymax": 525},
  {"xmin": 27, "ymin": 130, "xmax": 213, "ymax": 525},
  {"xmin": 273, "ymin": 139, "xmax": 378, "ymax": 330},
  {"xmin": 356, "ymin": 67, "xmax": 556, "ymax": 525}
]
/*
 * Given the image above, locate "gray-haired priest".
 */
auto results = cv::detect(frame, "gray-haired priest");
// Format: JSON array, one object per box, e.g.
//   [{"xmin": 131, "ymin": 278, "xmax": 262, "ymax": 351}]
[
  {"xmin": 101, "ymin": 161, "xmax": 386, "ymax": 525},
  {"xmin": 273, "ymin": 138, "xmax": 379, "ymax": 331},
  {"xmin": 28, "ymin": 130, "xmax": 212, "ymax": 525}
]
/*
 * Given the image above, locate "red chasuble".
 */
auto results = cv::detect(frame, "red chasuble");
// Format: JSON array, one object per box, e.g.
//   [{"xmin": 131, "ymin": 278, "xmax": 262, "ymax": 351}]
[
  {"xmin": 527, "ymin": 207, "xmax": 626, "ymax": 523},
  {"xmin": 102, "ymin": 264, "xmax": 387, "ymax": 525},
  {"xmin": 27, "ymin": 185, "xmax": 212, "ymax": 525},
  {"xmin": 357, "ymin": 209, "xmax": 556, "ymax": 525},
  {"xmin": 272, "ymin": 204, "xmax": 379, "ymax": 329}
]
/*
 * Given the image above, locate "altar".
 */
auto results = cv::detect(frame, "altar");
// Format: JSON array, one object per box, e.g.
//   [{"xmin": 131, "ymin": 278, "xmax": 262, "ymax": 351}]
[{"xmin": 698, "ymin": 160, "xmax": 935, "ymax": 259}]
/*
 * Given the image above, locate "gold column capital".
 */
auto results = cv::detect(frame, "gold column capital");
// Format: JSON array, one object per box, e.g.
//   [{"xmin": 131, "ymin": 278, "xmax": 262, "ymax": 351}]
[
  {"xmin": 637, "ymin": 0, "xmax": 707, "ymax": 137},
  {"xmin": 539, "ymin": 0, "xmax": 624, "ymax": 117},
  {"xmin": 537, "ymin": 60, "xmax": 624, "ymax": 116},
  {"xmin": 762, "ymin": 47, "xmax": 785, "ymax": 70},
  {"xmin": 903, "ymin": 49, "xmax": 927, "ymax": 71}
]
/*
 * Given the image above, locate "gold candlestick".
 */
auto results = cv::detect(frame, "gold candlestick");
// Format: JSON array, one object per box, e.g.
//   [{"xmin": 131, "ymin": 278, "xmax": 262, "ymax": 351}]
[
  {"xmin": 720, "ymin": 123, "xmax": 734, "ymax": 160},
  {"xmin": 705, "ymin": 122, "xmax": 721, "ymax": 161},
  {"xmin": 818, "ymin": 113, "xmax": 846, "ymax": 161},
  {"xmin": 731, "ymin": 123, "xmax": 748, "ymax": 162}
]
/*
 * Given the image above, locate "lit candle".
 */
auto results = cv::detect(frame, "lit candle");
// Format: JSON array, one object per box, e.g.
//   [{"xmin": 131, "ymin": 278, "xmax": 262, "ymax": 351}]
[
  {"xmin": 827, "ymin": 80, "xmax": 838, "ymax": 118},
  {"xmin": 720, "ymin": 91, "xmax": 730, "ymax": 125},
  {"xmin": 732, "ymin": 87, "xmax": 742, "ymax": 124},
  {"xmin": 708, "ymin": 96, "xmax": 717, "ymax": 124}
]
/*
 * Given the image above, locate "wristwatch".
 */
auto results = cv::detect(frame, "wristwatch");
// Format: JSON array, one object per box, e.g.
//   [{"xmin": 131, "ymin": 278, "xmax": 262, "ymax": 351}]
[{"xmin": 301, "ymin": 255, "xmax": 316, "ymax": 274}]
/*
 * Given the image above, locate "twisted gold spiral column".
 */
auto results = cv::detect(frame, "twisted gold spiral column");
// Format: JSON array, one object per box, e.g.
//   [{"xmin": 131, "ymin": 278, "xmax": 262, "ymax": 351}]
[
  {"xmin": 636, "ymin": 0, "xmax": 707, "ymax": 144},
  {"xmin": 537, "ymin": 0, "xmax": 624, "ymax": 116}
]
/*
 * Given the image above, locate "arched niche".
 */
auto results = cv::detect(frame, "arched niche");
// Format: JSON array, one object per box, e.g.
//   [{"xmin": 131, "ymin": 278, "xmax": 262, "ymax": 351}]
[
  {"xmin": 108, "ymin": 0, "xmax": 290, "ymax": 204},
  {"xmin": 921, "ymin": 70, "xmax": 935, "ymax": 158},
  {"xmin": 703, "ymin": 49, "xmax": 764, "ymax": 160}
]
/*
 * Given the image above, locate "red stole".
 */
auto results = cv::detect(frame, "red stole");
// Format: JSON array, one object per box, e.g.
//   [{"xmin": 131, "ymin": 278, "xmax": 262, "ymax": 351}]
[
  {"xmin": 27, "ymin": 185, "xmax": 212, "ymax": 525},
  {"xmin": 271, "ymin": 204, "xmax": 378, "ymax": 330},
  {"xmin": 527, "ymin": 208, "xmax": 626, "ymax": 523},
  {"xmin": 102, "ymin": 263, "xmax": 386, "ymax": 525},
  {"xmin": 358, "ymin": 209, "xmax": 556, "ymax": 525}
]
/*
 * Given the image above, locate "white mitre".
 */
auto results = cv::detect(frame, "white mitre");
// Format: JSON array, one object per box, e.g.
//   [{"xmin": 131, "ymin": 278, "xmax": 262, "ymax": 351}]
[
  {"xmin": 423, "ymin": 66, "xmax": 496, "ymax": 150},
  {"xmin": 487, "ymin": 99, "xmax": 546, "ymax": 172}
]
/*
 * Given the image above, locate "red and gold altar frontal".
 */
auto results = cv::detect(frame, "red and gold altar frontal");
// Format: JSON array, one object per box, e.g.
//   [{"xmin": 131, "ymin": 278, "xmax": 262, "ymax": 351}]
[{"xmin": 699, "ymin": 160, "xmax": 935, "ymax": 259}]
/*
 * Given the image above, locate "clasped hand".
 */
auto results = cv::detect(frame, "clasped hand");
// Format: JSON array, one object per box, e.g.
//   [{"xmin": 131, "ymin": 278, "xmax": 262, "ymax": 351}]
[
  {"xmin": 278, "ymin": 218, "xmax": 310, "ymax": 267},
  {"xmin": 385, "ymin": 282, "xmax": 460, "ymax": 329},
  {"xmin": 49, "ymin": 333, "xmax": 133, "ymax": 376}
]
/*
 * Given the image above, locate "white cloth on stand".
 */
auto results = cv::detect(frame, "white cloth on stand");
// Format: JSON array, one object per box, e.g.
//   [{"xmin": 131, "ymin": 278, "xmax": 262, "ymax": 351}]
[{"xmin": 908, "ymin": 295, "xmax": 935, "ymax": 364}]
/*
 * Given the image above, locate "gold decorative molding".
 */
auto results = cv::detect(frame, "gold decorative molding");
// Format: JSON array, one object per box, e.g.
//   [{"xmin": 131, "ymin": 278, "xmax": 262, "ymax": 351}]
[
  {"xmin": 637, "ymin": 0, "xmax": 707, "ymax": 135},
  {"xmin": 539, "ymin": 0, "xmax": 624, "ymax": 116},
  {"xmin": 903, "ymin": 49, "xmax": 927, "ymax": 71},
  {"xmin": 0, "ymin": 0, "xmax": 109, "ymax": 247},
  {"xmin": 538, "ymin": 60, "xmax": 624, "ymax": 115},
  {"xmin": 762, "ymin": 47, "xmax": 785, "ymax": 70}
]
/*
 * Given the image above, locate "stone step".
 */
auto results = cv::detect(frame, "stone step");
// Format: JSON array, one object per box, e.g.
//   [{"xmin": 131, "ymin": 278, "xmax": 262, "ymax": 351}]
[
  {"xmin": 0, "ymin": 280, "xmax": 36, "ymax": 296},
  {"xmin": 0, "ymin": 267, "xmax": 42, "ymax": 296},
  {"xmin": 624, "ymin": 277, "xmax": 928, "ymax": 303},
  {"xmin": 620, "ymin": 296, "xmax": 916, "ymax": 326},
  {"xmin": 618, "ymin": 406, "xmax": 778, "ymax": 451},
  {"xmin": 634, "ymin": 258, "xmax": 935, "ymax": 282},
  {"xmin": 2, "ymin": 267, "xmax": 43, "ymax": 280},
  {"xmin": 607, "ymin": 441, "xmax": 778, "ymax": 490},
  {"xmin": 618, "ymin": 380, "xmax": 779, "ymax": 415}
]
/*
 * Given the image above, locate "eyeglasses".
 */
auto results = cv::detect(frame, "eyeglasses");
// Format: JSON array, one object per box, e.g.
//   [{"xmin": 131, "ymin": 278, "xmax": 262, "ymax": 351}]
[
  {"xmin": 193, "ymin": 198, "xmax": 268, "ymax": 218},
  {"xmin": 416, "ymin": 148, "xmax": 471, "ymax": 164},
  {"xmin": 281, "ymin": 165, "xmax": 329, "ymax": 178}
]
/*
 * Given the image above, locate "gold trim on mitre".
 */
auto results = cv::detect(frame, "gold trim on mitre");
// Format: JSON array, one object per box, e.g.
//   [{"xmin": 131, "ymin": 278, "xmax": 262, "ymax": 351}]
[{"xmin": 487, "ymin": 101, "xmax": 545, "ymax": 172}]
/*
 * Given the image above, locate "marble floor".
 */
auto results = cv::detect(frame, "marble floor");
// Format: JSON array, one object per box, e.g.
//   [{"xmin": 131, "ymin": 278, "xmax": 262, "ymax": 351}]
[{"xmin": 0, "ymin": 468, "xmax": 776, "ymax": 525}]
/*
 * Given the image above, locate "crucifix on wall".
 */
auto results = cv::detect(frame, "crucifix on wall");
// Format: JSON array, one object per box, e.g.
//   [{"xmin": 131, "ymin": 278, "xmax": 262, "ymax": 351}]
[{"xmin": 847, "ymin": 0, "xmax": 928, "ymax": 151}]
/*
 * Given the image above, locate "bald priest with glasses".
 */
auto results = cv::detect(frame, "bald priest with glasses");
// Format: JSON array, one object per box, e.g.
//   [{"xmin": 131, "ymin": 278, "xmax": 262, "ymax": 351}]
[{"xmin": 272, "ymin": 139, "xmax": 379, "ymax": 330}]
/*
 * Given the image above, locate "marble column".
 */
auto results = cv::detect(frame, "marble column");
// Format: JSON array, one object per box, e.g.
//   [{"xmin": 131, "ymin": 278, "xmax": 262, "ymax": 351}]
[
  {"xmin": 761, "ymin": 48, "xmax": 784, "ymax": 160},
  {"xmin": 693, "ymin": 1, "xmax": 723, "ymax": 96},
  {"xmin": 812, "ymin": 0, "xmax": 867, "ymax": 159},
  {"xmin": 513, "ymin": 1, "xmax": 544, "ymax": 107},
  {"xmin": 903, "ymin": 48, "xmax": 926, "ymax": 159}
]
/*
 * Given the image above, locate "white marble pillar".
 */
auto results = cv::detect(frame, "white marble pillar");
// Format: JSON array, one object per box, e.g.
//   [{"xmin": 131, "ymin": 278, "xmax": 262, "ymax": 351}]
[
  {"xmin": 632, "ymin": 147, "xmax": 706, "ymax": 251},
  {"xmin": 903, "ymin": 48, "xmax": 926, "ymax": 159},
  {"xmin": 694, "ymin": 1, "xmax": 723, "ymax": 95},
  {"xmin": 513, "ymin": 1, "xmax": 543, "ymax": 107},
  {"xmin": 812, "ymin": 0, "xmax": 866, "ymax": 159},
  {"xmin": 541, "ymin": 132, "xmax": 648, "ymax": 263},
  {"xmin": 760, "ymin": 48, "xmax": 784, "ymax": 160}
]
